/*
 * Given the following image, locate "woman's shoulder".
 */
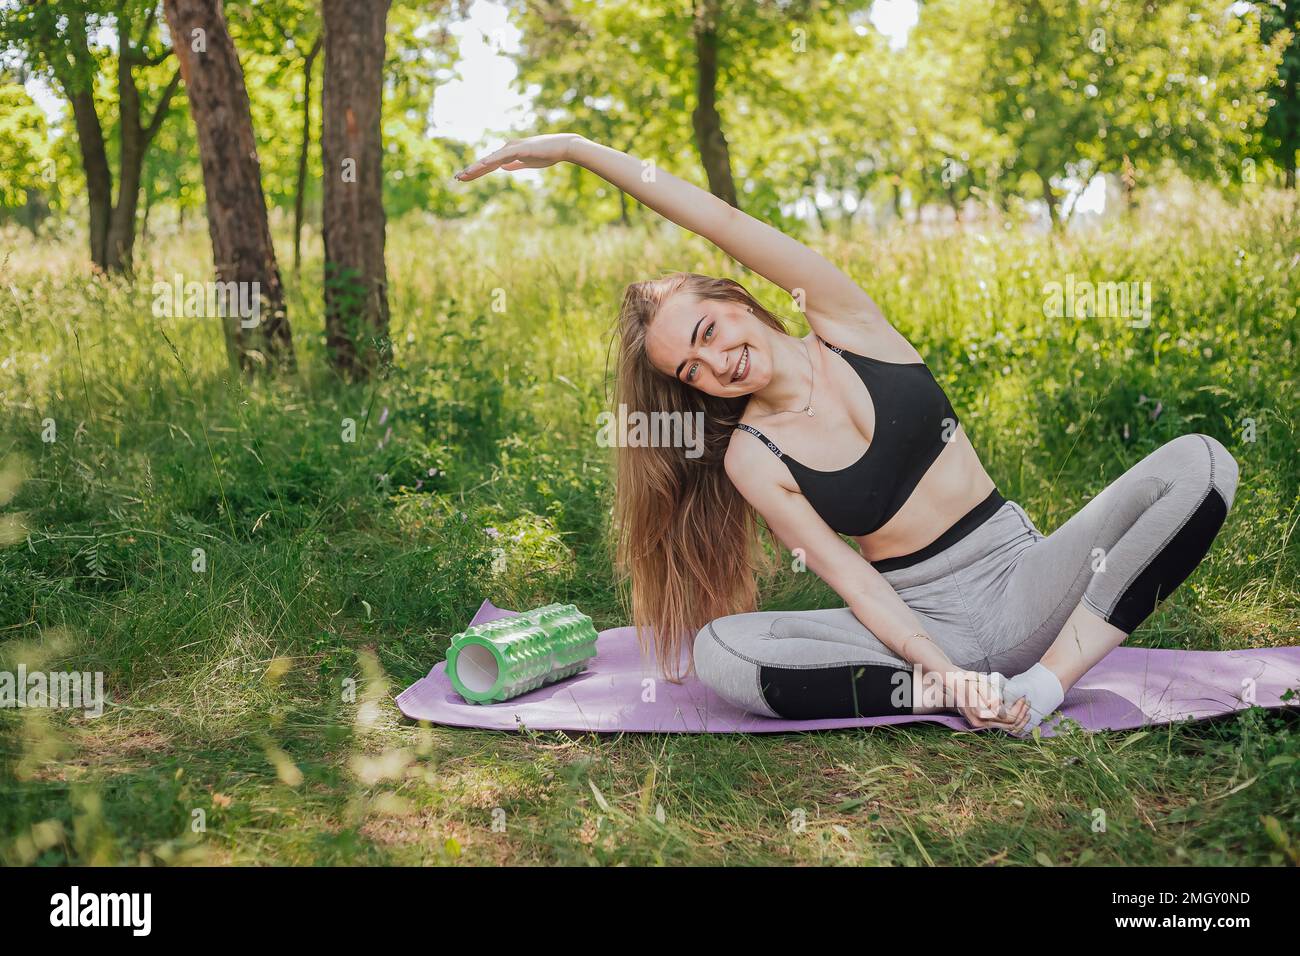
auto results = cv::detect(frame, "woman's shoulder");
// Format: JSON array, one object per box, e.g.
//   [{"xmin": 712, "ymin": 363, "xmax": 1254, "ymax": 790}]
[
  {"xmin": 812, "ymin": 314, "xmax": 924, "ymax": 365},
  {"xmin": 727, "ymin": 418, "xmax": 775, "ymax": 457},
  {"xmin": 726, "ymin": 416, "xmax": 801, "ymax": 492},
  {"xmin": 727, "ymin": 416, "xmax": 780, "ymax": 463},
  {"xmin": 724, "ymin": 430, "xmax": 799, "ymax": 498}
]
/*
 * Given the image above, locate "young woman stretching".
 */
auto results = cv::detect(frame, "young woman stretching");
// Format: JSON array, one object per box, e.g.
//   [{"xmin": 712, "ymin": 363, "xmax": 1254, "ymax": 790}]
[{"xmin": 455, "ymin": 134, "xmax": 1240, "ymax": 735}]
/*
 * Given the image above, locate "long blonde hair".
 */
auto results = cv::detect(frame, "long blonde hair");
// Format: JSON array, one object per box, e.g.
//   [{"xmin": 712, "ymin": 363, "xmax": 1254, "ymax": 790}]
[{"xmin": 610, "ymin": 272, "xmax": 785, "ymax": 681}]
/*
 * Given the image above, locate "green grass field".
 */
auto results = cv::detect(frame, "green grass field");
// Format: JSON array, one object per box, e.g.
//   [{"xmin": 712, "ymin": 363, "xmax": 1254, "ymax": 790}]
[{"xmin": 1, "ymin": 189, "xmax": 1298, "ymax": 865}]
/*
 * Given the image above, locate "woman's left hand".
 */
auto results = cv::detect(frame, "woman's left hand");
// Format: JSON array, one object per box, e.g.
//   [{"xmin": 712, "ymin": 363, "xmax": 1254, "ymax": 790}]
[
  {"xmin": 950, "ymin": 670, "xmax": 1030, "ymax": 732},
  {"xmin": 453, "ymin": 133, "xmax": 586, "ymax": 182}
]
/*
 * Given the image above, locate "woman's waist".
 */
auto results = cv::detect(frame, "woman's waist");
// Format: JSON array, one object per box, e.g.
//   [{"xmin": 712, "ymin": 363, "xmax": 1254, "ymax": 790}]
[
  {"xmin": 868, "ymin": 483, "xmax": 1007, "ymax": 571},
  {"xmin": 855, "ymin": 454, "xmax": 998, "ymax": 557}
]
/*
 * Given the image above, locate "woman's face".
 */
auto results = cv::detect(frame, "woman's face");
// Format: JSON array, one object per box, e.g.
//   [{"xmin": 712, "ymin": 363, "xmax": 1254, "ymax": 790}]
[{"xmin": 644, "ymin": 294, "xmax": 771, "ymax": 398}]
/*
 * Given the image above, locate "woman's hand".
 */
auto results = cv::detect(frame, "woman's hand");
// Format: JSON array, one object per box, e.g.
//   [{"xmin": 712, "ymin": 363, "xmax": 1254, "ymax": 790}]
[
  {"xmin": 453, "ymin": 133, "xmax": 587, "ymax": 181},
  {"xmin": 948, "ymin": 670, "xmax": 1030, "ymax": 733}
]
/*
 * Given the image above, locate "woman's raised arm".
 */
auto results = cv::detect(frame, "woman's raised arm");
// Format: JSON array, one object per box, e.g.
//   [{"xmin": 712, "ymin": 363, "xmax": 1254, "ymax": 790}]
[{"xmin": 456, "ymin": 134, "xmax": 885, "ymax": 333}]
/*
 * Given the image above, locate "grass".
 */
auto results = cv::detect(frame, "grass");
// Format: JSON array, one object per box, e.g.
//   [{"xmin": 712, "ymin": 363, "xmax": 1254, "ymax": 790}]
[{"xmin": 0, "ymin": 185, "xmax": 1297, "ymax": 866}]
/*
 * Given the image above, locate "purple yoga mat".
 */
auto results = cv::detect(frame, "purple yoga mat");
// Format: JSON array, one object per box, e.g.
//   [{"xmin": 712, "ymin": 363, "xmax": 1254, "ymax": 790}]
[{"xmin": 394, "ymin": 600, "xmax": 1300, "ymax": 737}]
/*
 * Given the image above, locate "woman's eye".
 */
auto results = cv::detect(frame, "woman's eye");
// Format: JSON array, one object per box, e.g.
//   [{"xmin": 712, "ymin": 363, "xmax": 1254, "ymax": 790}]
[
  {"xmin": 704, "ymin": 322, "xmax": 714, "ymax": 340},
  {"xmin": 687, "ymin": 363, "xmax": 699, "ymax": 382}
]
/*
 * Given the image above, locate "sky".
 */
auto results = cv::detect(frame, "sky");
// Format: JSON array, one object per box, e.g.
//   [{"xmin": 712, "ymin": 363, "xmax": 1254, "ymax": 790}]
[{"xmin": 429, "ymin": 0, "xmax": 528, "ymax": 146}]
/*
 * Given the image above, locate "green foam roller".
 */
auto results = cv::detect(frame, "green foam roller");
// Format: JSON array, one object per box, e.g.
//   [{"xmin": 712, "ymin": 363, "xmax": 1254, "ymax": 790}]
[{"xmin": 445, "ymin": 603, "xmax": 599, "ymax": 704}]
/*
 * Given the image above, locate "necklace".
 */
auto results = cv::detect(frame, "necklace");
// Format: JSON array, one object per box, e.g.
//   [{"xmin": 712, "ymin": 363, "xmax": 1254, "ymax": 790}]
[{"xmin": 772, "ymin": 336, "xmax": 816, "ymax": 417}]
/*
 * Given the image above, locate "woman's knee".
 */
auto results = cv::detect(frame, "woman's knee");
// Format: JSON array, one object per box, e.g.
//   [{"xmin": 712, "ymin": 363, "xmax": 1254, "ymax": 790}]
[
  {"xmin": 691, "ymin": 618, "xmax": 778, "ymax": 718},
  {"xmin": 1158, "ymin": 433, "xmax": 1239, "ymax": 511},
  {"xmin": 1196, "ymin": 433, "xmax": 1239, "ymax": 510}
]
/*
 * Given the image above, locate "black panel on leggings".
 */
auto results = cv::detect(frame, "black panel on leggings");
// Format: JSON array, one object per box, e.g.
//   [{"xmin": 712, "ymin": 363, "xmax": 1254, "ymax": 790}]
[
  {"xmin": 1106, "ymin": 487, "xmax": 1229, "ymax": 634},
  {"xmin": 758, "ymin": 662, "xmax": 915, "ymax": 719}
]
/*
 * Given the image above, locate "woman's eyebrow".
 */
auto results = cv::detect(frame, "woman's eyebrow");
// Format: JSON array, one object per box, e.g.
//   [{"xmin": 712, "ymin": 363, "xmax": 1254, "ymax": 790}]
[{"xmin": 674, "ymin": 315, "xmax": 707, "ymax": 378}]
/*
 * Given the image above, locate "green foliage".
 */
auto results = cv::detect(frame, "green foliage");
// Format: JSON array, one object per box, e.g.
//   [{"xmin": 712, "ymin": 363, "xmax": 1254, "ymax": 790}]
[
  {"xmin": 1259, "ymin": 0, "xmax": 1300, "ymax": 181},
  {"xmin": 974, "ymin": 0, "xmax": 1283, "ymax": 220},
  {"xmin": 497, "ymin": 0, "xmax": 1291, "ymax": 232},
  {"xmin": 217, "ymin": 0, "xmax": 475, "ymax": 219},
  {"xmin": 0, "ymin": 84, "xmax": 56, "ymax": 216}
]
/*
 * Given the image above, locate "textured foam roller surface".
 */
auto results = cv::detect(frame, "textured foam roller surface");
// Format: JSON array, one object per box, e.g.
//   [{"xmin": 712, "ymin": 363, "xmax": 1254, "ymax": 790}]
[
  {"xmin": 396, "ymin": 600, "xmax": 1300, "ymax": 736},
  {"xmin": 444, "ymin": 603, "xmax": 598, "ymax": 704}
]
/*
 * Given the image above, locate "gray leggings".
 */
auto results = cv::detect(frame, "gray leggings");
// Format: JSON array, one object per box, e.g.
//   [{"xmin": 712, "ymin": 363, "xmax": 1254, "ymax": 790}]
[{"xmin": 693, "ymin": 433, "xmax": 1240, "ymax": 719}]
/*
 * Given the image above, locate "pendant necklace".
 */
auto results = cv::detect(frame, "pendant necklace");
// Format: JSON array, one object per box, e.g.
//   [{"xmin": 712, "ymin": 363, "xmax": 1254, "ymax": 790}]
[{"xmin": 776, "ymin": 336, "xmax": 816, "ymax": 417}]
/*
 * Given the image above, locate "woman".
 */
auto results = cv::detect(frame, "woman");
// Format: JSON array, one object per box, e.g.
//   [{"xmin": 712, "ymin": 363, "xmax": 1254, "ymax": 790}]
[{"xmin": 455, "ymin": 134, "xmax": 1240, "ymax": 735}]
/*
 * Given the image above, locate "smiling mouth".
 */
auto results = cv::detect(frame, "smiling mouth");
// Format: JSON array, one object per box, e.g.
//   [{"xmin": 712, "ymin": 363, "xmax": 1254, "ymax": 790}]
[{"xmin": 731, "ymin": 345, "xmax": 750, "ymax": 383}]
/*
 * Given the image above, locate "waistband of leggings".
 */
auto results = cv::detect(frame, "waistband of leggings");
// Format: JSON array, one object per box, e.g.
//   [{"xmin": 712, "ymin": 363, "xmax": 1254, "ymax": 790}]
[{"xmin": 871, "ymin": 487, "xmax": 1007, "ymax": 573}]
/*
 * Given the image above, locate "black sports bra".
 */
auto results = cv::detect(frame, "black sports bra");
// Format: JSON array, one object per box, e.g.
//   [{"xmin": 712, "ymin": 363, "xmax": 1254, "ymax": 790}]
[{"xmin": 734, "ymin": 335, "xmax": 959, "ymax": 537}]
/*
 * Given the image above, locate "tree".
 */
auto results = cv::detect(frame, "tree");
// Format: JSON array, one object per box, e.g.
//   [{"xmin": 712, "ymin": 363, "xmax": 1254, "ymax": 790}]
[
  {"xmin": 899, "ymin": 0, "xmax": 1013, "ymax": 222},
  {"xmin": 293, "ymin": 33, "xmax": 322, "ymax": 270},
  {"xmin": 321, "ymin": 0, "xmax": 392, "ymax": 381},
  {"xmin": 504, "ymin": 0, "xmax": 872, "ymax": 228},
  {"xmin": 0, "ymin": 80, "xmax": 59, "ymax": 231},
  {"xmin": 1090, "ymin": 1, "xmax": 1282, "ymax": 200},
  {"xmin": 162, "ymin": 0, "xmax": 295, "ymax": 374},
  {"xmin": 226, "ymin": 0, "xmax": 466, "ymax": 252},
  {"xmin": 138, "ymin": 86, "xmax": 202, "ymax": 239},
  {"xmin": 373, "ymin": 1, "xmax": 470, "ymax": 220},
  {"xmin": 228, "ymin": 0, "xmax": 322, "ymax": 271},
  {"xmin": 501, "ymin": 0, "xmax": 685, "ymax": 225},
  {"xmin": 0, "ymin": 0, "xmax": 181, "ymax": 271},
  {"xmin": 975, "ymin": 0, "xmax": 1280, "ymax": 228},
  {"xmin": 1259, "ymin": 0, "xmax": 1299, "ymax": 187},
  {"xmin": 691, "ymin": 0, "xmax": 737, "ymax": 207},
  {"xmin": 976, "ymin": 0, "xmax": 1109, "ymax": 228}
]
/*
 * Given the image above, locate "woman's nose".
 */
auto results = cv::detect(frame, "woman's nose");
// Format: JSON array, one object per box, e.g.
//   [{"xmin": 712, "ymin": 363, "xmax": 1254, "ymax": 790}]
[{"xmin": 704, "ymin": 346, "xmax": 730, "ymax": 376}]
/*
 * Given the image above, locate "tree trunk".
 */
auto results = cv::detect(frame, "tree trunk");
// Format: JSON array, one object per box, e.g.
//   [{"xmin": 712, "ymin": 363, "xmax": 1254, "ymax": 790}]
[
  {"xmin": 64, "ymin": 87, "xmax": 113, "ymax": 269},
  {"xmin": 51, "ymin": 12, "xmax": 176, "ymax": 273},
  {"xmin": 104, "ymin": 46, "xmax": 144, "ymax": 272},
  {"xmin": 103, "ymin": 15, "xmax": 181, "ymax": 274},
  {"xmin": 22, "ymin": 188, "xmax": 50, "ymax": 233},
  {"xmin": 163, "ymin": 0, "xmax": 296, "ymax": 375},
  {"xmin": 321, "ymin": 0, "xmax": 392, "ymax": 381},
  {"xmin": 294, "ymin": 35, "xmax": 323, "ymax": 272},
  {"xmin": 55, "ymin": 16, "xmax": 113, "ymax": 269},
  {"xmin": 1119, "ymin": 154, "xmax": 1138, "ymax": 213},
  {"xmin": 691, "ymin": 0, "xmax": 738, "ymax": 208},
  {"xmin": 807, "ymin": 176, "xmax": 827, "ymax": 232},
  {"xmin": 141, "ymin": 178, "xmax": 152, "ymax": 242},
  {"xmin": 945, "ymin": 186, "xmax": 962, "ymax": 223},
  {"xmin": 1037, "ymin": 169, "xmax": 1060, "ymax": 230}
]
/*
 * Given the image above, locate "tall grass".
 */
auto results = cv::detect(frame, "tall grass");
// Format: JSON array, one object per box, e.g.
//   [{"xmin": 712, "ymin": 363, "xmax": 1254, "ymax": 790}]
[{"xmin": 0, "ymin": 186, "xmax": 1296, "ymax": 865}]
